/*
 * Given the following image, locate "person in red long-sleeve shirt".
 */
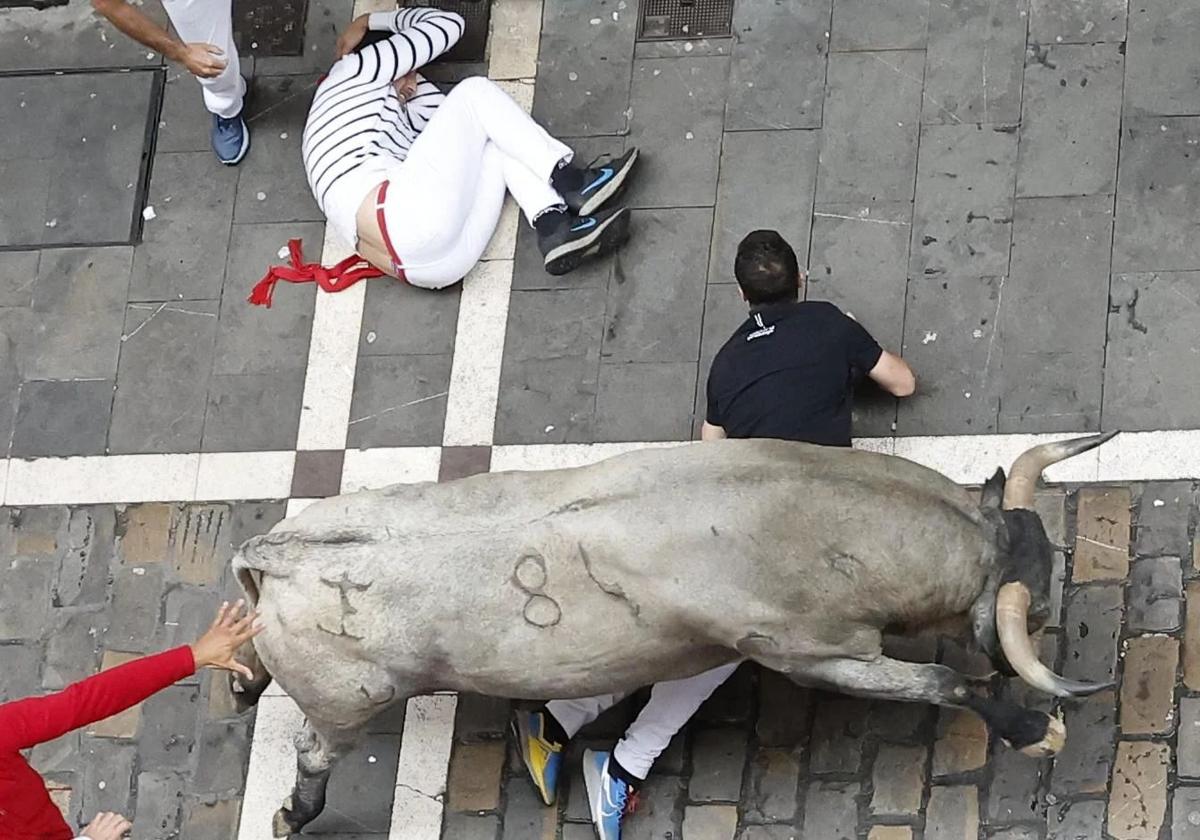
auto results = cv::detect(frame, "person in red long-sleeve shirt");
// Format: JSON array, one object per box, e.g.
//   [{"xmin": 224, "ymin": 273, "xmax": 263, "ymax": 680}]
[{"xmin": 0, "ymin": 601, "xmax": 262, "ymax": 840}]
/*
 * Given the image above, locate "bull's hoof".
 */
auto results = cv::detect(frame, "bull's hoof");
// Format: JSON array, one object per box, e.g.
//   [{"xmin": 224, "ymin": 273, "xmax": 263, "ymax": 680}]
[
  {"xmin": 1016, "ymin": 713, "xmax": 1066, "ymax": 757},
  {"xmin": 273, "ymin": 805, "xmax": 299, "ymax": 838}
]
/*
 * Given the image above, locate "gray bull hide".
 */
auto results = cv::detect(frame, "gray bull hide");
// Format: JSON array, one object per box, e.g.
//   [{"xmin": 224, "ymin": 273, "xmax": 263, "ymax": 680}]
[{"xmin": 232, "ymin": 434, "xmax": 1115, "ymax": 836}]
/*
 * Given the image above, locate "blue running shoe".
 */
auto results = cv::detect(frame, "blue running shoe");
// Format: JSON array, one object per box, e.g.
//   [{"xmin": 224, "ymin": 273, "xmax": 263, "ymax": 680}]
[
  {"xmin": 212, "ymin": 110, "xmax": 250, "ymax": 165},
  {"xmin": 561, "ymin": 148, "xmax": 640, "ymax": 217},
  {"xmin": 511, "ymin": 709, "xmax": 564, "ymax": 805},
  {"xmin": 538, "ymin": 205, "xmax": 631, "ymax": 276},
  {"xmin": 582, "ymin": 749, "xmax": 636, "ymax": 840}
]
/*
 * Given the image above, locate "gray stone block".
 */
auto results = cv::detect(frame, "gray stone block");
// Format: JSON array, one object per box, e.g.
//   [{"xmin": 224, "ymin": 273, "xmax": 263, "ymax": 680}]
[
  {"xmin": 987, "ymin": 747, "xmax": 1047, "ymax": 823},
  {"xmin": 155, "ymin": 73, "xmax": 213, "ymax": 155},
  {"xmin": 234, "ymin": 76, "xmax": 325, "ymax": 224},
  {"xmin": 910, "ymin": 124, "xmax": 1018, "ymax": 281},
  {"xmin": 867, "ymin": 699, "xmax": 930, "ymax": 743},
  {"xmin": 179, "ymin": 797, "xmax": 240, "ymax": 840},
  {"xmin": 832, "ymin": 0, "xmax": 930, "ymax": 50},
  {"xmin": 213, "ymin": 222, "xmax": 319, "ymax": 377},
  {"xmin": 1124, "ymin": 0, "xmax": 1200, "ymax": 117},
  {"xmin": 139, "ymin": 684, "xmax": 201, "ymax": 771},
  {"xmin": 43, "ymin": 607, "xmax": 106, "ymax": 690},
  {"xmin": 0, "ymin": 642, "xmax": 43, "ymax": 701},
  {"xmin": 532, "ymin": 0, "xmax": 637, "ymax": 137},
  {"xmin": 12, "ymin": 378, "xmax": 113, "ymax": 458},
  {"xmin": 708, "ymin": 129, "xmax": 819, "ymax": 288},
  {"xmin": 108, "ymin": 301, "xmax": 220, "ymax": 454},
  {"xmin": 808, "ymin": 696, "xmax": 869, "ymax": 775},
  {"xmin": 1030, "ymin": 0, "xmax": 1127, "ymax": 43},
  {"xmin": 1061, "ymin": 585, "xmax": 1122, "ymax": 683},
  {"xmin": 0, "ymin": 557, "xmax": 54, "ymax": 640},
  {"xmin": 621, "ymin": 775, "xmax": 684, "ymax": 840},
  {"xmin": 304, "ymin": 733, "xmax": 401, "ymax": 833},
  {"xmin": 689, "ymin": 728, "xmax": 749, "ymax": 802},
  {"xmin": 594, "ymin": 362, "xmax": 697, "ymax": 442},
  {"xmin": 898, "ymin": 275, "xmax": 1003, "ymax": 435},
  {"xmin": 1174, "ymin": 786, "xmax": 1200, "ymax": 839},
  {"xmin": 1105, "ymin": 272, "xmax": 1200, "ymax": 431},
  {"xmin": 624, "ymin": 57, "xmax": 728, "ymax": 209},
  {"xmin": 1112, "ymin": 117, "xmax": 1200, "ymax": 273},
  {"xmin": 30, "ymin": 731, "xmax": 80, "ymax": 776},
  {"xmin": 1128, "ymin": 556, "xmax": 1183, "ymax": 632},
  {"xmin": 800, "ymin": 780, "xmax": 858, "ymax": 840},
  {"xmin": 0, "ymin": 251, "xmax": 38, "ymax": 308},
  {"xmin": 253, "ymin": 0, "xmax": 352, "ymax": 76},
  {"xmin": 1046, "ymin": 798, "xmax": 1105, "ymax": 839},
  {"xmin": 56, "ymin": 506, "xmax": 115, "ymax": 609},
  {"xmin": 1178, "ymin": 698, "xmax": 1200, "ymax": 779},
  {"xmin": 817, "ymin": 51, "xmax": 923, "ymax": 203},
  {"xmin": 360, "ymin": 281, "xmax": 461, "ymax": 357},
  {"xmin": 202, "ymin": 371, "xmax": 305, "ymax": 452},
  {"xmin": 454, "ymin": 693, "xmax": 511, "ymax": 742},
  {"xmin": 131, "ymin": 770, "xmax": 185, "ymax": 840},
  {"xmin": 443, "ymin": 812, "xmax": 501, "ymax": 840},
  {"xmin": 500, "ymin": 779, "xmax": 554, "ymax": 840},
  {"xmin": 755, "ymin": 670, "xmax": 811, "ymax": 749},
  {"xmin": 871, "ymin": 744, "xmax": 926, "ymax": 816},
  {"xmin": 129, "ymin": 151, "xmax": 240, "ymax": 301},
  {"xmin": 603, "ymin": 208, "xmax": 710, "ymax": 364},
  {"xmin": 1017, "ymin": 44, "xmax": 1124, "ymax": 198},
  {"xmin": 1134, "ymin": 482, "xmax": 1193, "ymax": 556},
  {"xmin": 78, "ymin": 737, "xmax": 136, "ymax": 820},
  {"xmin": 347, "ymin": 353, "xmax": 452, "ymax": 447},
  {"xmin": 105, "ymin": 565, "xmax": 165, "ymax": 652},
  {"xmin": 695, "ymin": 662, "xmax": 753, "ymax": 724},
  {"xmin": 1050, "ymin": 690, "xmax": 1116, "ymax": 796},
  {"xmin": 28, "ymin": 247, "xmax": 132, "ymax": 381},
  {"xmin": 0, "ymin": 73, "xmax": 155, "ymax": 247},
  {"xmin": 996, "ymin": 347, "xmax": 1103, "ymax": 434},
  {"xmin": 0, "ymin": 0, "xmax": 170, "ymax": 71},
  {"xmin": 495, "ymin": 287, "xmax": 605, "ymax": 445},
  {"xmin": 192, "ymin": 719, "xmax": 252, "ymax": 797},
  {"xmin": 726, "ymin": 0, "xmax": 830, "ymax": 130},
  {"xmin": 924, "ymin": 0, "xmax": 1028, "ymax": 125}
]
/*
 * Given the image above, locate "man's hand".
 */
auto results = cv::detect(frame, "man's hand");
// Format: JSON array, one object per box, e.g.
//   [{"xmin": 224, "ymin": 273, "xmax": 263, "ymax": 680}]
[
  {"xmin": 336, "ymin": 14, "xmax": 370, "ymax": 59},
  {"xmin": 80, "ymin": 811, "xmax": 132, "ymax": 840},
  {"xmin": 394, "ymin": 70, "xmax": 419, "ymax": 100},
  {"xmin": 190, "ymin": 600, "xmax": 263, "ymax": 681},
  {"xmin": 177, "ymin": 42, "xmax": 228, "ymax": 78}
]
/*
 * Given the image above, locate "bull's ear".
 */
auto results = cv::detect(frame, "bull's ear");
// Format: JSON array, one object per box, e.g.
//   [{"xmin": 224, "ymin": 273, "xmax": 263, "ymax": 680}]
[{"xmin": 980, "ymin": 468, "xmax": 1006, "ymax": 511}]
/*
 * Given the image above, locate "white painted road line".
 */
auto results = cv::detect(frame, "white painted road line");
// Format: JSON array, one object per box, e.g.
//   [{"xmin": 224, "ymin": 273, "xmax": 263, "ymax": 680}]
[{"xmin": 389, "ymin": 694, "xmax": 459, "ymax": 840}]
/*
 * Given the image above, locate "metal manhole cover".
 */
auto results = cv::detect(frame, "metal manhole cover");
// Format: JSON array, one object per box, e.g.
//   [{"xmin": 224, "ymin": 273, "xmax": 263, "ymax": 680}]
[
  {"xmin": 403, "ymin": 0, "xmax": 491, "ymax": 63},
  {"xmin": 233, "ymin": 0, "xmax": 308, "ymax": 57},
  {"xmin": 638, "ymin": 0, "xmax": 734, "ymax": 40}
]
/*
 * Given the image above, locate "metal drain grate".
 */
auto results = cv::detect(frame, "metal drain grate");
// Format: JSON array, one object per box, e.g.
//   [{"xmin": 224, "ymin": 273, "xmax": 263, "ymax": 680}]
[
  {"xmin": 233, "ymin": 0, "xmax": 308, "ymax": 57},
  {"xmin": 638, "ymin": 0, "xmax": 734, "ymax": 40},
  {"xmin": 403, "ymin": 0, "xmax": 492, "ymax": 63}
]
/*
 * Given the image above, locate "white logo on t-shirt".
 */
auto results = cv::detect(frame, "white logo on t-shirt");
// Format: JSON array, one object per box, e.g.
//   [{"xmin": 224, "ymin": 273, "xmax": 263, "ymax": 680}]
[{"xmin": 746, "ymin": 312, "xmax": 775, "ymax": 341}]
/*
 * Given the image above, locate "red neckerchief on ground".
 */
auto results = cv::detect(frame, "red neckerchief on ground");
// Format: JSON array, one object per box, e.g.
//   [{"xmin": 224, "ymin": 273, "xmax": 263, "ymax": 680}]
[{"xmin": 247, "ymin": 239, "xmax": 387, "ymax": 308}]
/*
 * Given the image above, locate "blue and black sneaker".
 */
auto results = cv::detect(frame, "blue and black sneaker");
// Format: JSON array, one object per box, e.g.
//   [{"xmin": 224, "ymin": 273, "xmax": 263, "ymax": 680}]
[
  {"xmin": 582, "ymin": 749, "xmax": 637, "ymax": 840},
  {"xmin": 561, "ymin": 148, "xmax": 640, "ymax": 217},
  {"xmin": 538, "ymin": 206, "xmax": 631, "ymax": 276},
  {"xmin": 212, "ymin": 109, "xmax": 250, "ymax": 166}
]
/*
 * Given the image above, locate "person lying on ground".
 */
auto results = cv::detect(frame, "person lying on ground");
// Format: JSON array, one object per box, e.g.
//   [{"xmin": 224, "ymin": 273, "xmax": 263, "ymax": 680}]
[
  {"xmin": 260, "ymin": 7, "xmax": 638, "ymax": 303},
  {"xmin": 0, "ymin": 601, "xmax": 262, "ymax": 840},
  {"xmin": 513, "ymin": 230, "xmax": 917, "ymax": 840}
]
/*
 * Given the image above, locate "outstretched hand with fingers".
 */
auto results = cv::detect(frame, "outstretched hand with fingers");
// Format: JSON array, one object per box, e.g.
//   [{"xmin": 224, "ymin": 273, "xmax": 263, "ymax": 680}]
[
  {"xmin": 190, "ymin": 600, "xmax": 263, "ymax": 681},
  {"xmin": 80, "ymin": 811, "xmax": 132, "ymax": 840}
]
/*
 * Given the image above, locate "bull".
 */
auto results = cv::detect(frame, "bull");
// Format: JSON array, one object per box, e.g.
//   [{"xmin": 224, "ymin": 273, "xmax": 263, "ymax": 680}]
[{"xmin": 231, "ymin": 433, "xmax": 1115, "ymax": 836}]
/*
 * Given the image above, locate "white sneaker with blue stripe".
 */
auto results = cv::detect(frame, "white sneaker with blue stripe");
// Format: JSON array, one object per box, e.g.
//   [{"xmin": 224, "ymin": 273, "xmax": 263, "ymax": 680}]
[{"xmin": 582, "ymin": 749, "xmax": 633, "ymax": 840}]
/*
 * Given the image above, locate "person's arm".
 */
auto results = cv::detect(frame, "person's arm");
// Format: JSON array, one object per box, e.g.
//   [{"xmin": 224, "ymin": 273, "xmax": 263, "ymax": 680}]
[
  {"xmin": 868, "ymin": 350, "xmax": 917, "ymax": 398},
  {"xmin": 90, "ymin": 0, "xmax": 227, "ymax": 78},
  {"xmin": 0, "ymin": 601, "xmax": 260, "ymax": 754},
  {"xmin": 335, "ymin": 8, "xmax": 465, "ymax": 80},
  {"xmin": 701, "ymin": 422, "xmax": 728, "ymax": 441}
]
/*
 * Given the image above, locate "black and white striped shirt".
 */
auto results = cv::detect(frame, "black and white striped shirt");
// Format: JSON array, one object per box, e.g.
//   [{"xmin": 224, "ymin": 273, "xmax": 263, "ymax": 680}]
[{"xmin": 303, "ymin": 8, "xmax": 465, "ymax": 242}]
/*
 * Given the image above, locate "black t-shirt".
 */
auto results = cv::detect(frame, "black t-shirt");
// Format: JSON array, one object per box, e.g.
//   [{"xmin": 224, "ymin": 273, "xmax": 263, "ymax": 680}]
[{"xmin": 705, "ymin": 300, "xmax": 884, "ymax": 447}]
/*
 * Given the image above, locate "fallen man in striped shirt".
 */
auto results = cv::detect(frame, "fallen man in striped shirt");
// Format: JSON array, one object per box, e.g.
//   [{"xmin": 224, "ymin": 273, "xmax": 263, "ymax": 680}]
[{"xmin": 303, "ymin": 6, "xmax": 639, "ymax": 288}]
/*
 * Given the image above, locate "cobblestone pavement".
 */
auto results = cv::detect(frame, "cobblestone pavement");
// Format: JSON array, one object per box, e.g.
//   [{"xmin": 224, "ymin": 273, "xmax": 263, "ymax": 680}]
[{"xmin": 5, "ymin": 481, "xmax": 1200, "ymax": 838}]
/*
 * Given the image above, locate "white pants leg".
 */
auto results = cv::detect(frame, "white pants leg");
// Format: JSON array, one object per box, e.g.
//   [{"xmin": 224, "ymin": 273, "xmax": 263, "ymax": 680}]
[
  {"xmin": 160, "ymin": 0, "xmax": 245, "ymax": 118},
  {"xmin": 545, "ymin": 661, "xmax": 742, "ymax": 780}
]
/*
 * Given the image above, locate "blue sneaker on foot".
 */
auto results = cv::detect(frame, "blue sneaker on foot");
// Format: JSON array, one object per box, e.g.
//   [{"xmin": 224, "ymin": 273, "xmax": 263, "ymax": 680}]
[
  {"xmin": 582, "ymin": 749, "xmax": 635, "ymax": 840},
  {"xmin": 512, "ymin": 710, "xmax": 564, "ymax": 805},
  {"xmin": 212, "ymin": 110, "xmax": 250, "ymax": 165}
]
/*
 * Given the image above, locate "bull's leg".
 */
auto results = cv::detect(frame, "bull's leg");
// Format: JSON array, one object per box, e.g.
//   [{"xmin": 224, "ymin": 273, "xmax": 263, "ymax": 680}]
[
  {"xmin": 273, "ymin": 717, "xmax": 362, "ymax": 837},
  {"xmin": 775, "ymin": 655, "xmax": 1064, "ymax": 757},
  {"xmin": 230, "ymin": 641, "xmax": 273, "ymax": 714}
]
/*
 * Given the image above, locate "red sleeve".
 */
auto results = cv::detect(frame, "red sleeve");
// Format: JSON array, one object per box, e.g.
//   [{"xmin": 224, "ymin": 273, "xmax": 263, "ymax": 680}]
[{"xmin": 0, "ymin": 646, "xmax": 195, "ymax": 753}]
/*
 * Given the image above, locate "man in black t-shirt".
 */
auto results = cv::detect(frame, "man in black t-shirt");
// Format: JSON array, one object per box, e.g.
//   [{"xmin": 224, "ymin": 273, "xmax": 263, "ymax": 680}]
[
  {"xmin": 704, "ymin": 228, "xmax": 915, "ymax": 445},
  {"xmin": 512, "ymin": 230, "xmax": 917, "ymax": 840}
]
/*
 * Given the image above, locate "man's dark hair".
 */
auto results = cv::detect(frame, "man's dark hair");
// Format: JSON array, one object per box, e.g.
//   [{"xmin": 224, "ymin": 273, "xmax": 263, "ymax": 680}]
[{"xmin": 733, "ymin": 230, "xmax": 801, "ymax": 305}]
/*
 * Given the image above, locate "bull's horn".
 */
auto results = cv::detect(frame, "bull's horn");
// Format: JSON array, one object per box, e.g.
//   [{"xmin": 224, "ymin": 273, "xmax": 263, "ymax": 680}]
[
  {"xmin": 995, "ymin": 582, "xmax": 1112, "ymax": 697},
  {"xmin": 1002, "ymin": 431, "xmax": 1119, "ymax": 510}
]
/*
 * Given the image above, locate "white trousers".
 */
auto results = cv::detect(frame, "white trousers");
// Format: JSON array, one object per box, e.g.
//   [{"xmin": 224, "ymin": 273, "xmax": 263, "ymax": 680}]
[
  {"xmin": 384, "ymin": 76, "xmax": 569, "ymax": 288},
  {"xmin": 161, "ymin": 0, "xmax": 245, "ymax": 118},
  {"xmin": 545, "ymin": 661, "xmax": 741, "ymax": 780}
]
